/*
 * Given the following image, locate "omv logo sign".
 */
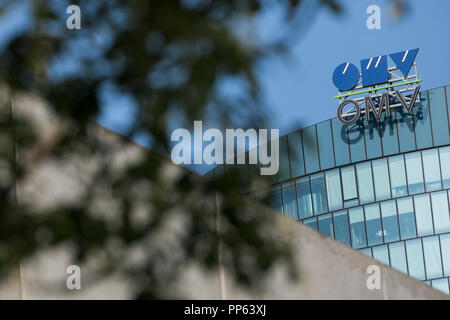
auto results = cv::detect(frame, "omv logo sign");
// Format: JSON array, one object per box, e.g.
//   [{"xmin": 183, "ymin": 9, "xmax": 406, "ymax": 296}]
[
  {"xmin": 332, "ymin": 48, "xmax": 419, "ymax": 91},
  {"xmin": 331, "ymin": 48, "xmax": 422, "ymax": 125}
]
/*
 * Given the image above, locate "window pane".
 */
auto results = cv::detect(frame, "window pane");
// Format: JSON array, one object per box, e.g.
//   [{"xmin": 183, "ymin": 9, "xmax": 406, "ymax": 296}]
[
  {"xmin": 348, "ymin": 120, "xmax": 366, "ymax": 163},
  {"xmin": 282, "ymin": 181, "xmax": 298, "ymax": 220},
  {"xmin": 341, "ymin": 166, "xmax": 357, "ymax": 199},
  {"xmin": 431, "ymin": 191, "xmax": 450, "ymax": 234},
  {"xmin": 372, "ymin": 159, "xmax": 391, "ymax": 201},
  {"xmin": 333, "ymin": 210, "xmax": 350, "ymax": 246},
  {"xmin": 296, "ymin": 177, "xmax": 313, "ymax": 219},
  {"xmin": 341, "ymin": 166, "xmax": 358, "ymax": 207},
  {"xmin": 405, "ymin": 152, "xmax": 424, "ymax": 194},
  {"xmin": 356, "ymin": 162, "xmax": 375, "ymax": 204},
  {"xmin": 318, "ymin": 214, "xmax": 334, "ymax": 238},
  {"xmin": 413, "ymin": 194, "xmax": 434, "ymax": 236},
  {"xmin": 372, "ymin": 245, "xmax": 389, "ymax": 265},
  {"xmin": 269, "ymin": 186, "xmax": 283, "ymax": 214},
  {"xmin": 311, "ymin": 173, "xmax": 328, "ymax": 214},
  {"xmin": 397, "ymin": 197, "xmax": 416, "ymax": 240},
  {"xmin": 431, "ymin": 279, "xmax": 450, "ymax": 295},
  {"xmin": 405, "ymin": 239, "xmax": 426, "ymax": 280},
  {"xmin": 380, "ymin": 112, "xmax": 399, "ymax": 156},
  {"xmin": 331, "ymin": 118, "xmax": 350, "ymax": 166},
  {"xmin": 439, "ymin": 146, "xmax": 450, "ymax": 189},
  {"xmin": 317, "ymin": 120, "xmax": 335, "ymax": 170},
  {"xmin": 414, "ymin": 92, "xmax": 433, "ymax": 149},
  {"xmin": 365, "ymin": 203, "xmax": 383, "ymax": 246},
  {"xmin": 422, "ymin": 149, "xmax": 442, "ymax": 192},
  {"xmin": 304, "ymin": 217, "xmax": 317, "ymax": 230},
  {"xmin": 325, "ymin": 169, "xmax": 343, "ymax": 211},
  {"xmin": 302, "ymin": 126, "xmax": 320, "ymax": 174},
  {"xmin": 388, "ymin": 155, "xmax": 407, "ymax": 198},
  {"xmin": 428, "ymin": 87, "xmax": 450, "ymax": 146},
  {"xmin": 440, "ymin": 234, "xmax": 450, "ymax": 277},
  {"xmin": 359, "ymin": 248, "xmax": 372, "ymax": 257},
  {"xmin": 364, "ymin": 118, "xmax": 382, "ymax": 159},
  {"xmin": 349, "ymin": 207, "xmax": 367, "ymax": 249},
  {"xmin": 395, "ymin": 107, "xmax": 416, "ymax": 153},
  {"xmin": 448, "ymin": 86, "xmax": 450, "ymax": 123},
  {"xmin": 389, "ymin": 242, "xmax": 407, "ymax": 274},
  {"xmin": 380, "ymin": 200, "xmax": 400, "ymax": 243},
  {"xmin": 287, "ymin": 131, "xmax": 305, "ymax": 178},
  {"xmin": 277, "ymin": 136, "xmax": 290, "ymax": 181},
  {"xmin": 423, "ymin": 236, "xmax": 443, "ymax": 279}
]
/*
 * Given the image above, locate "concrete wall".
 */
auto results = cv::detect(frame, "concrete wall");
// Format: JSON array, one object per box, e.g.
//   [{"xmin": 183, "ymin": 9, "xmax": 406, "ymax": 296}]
[
  {"xmin": 1, "ymin": 201, "xmax": 447, "ymax": 299},
  {"xmin": 171, "ymin": 204, "xmax": 449, "ymax": 300},
  {"xmin": 0, "ymin": 91, "xmax": 447, "ymax": 299}
]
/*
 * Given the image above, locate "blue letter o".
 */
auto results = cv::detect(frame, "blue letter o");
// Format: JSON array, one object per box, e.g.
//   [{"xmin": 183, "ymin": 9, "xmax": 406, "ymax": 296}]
[{"xmin": 332, "ymin": 62, "xmax": 359, "ymax": 91}]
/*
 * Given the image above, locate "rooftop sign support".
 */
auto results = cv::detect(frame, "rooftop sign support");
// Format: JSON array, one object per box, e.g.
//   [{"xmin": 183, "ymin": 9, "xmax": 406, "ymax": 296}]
[{"xmin": 332, "ymin": 48, "xmax": 422, "ymax": 125}]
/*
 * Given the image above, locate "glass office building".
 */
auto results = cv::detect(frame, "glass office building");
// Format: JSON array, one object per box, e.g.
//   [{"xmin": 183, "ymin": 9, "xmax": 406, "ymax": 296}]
[{"xmin": 206, "ymin": 85, "xmax": 450, "ymax": 294}]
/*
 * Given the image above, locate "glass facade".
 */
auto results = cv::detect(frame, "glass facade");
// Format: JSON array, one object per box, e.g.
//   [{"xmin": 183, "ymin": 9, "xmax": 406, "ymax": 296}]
[{"xmin": 207, "ymin": 85, "xmax": 450, "ymax": 294}]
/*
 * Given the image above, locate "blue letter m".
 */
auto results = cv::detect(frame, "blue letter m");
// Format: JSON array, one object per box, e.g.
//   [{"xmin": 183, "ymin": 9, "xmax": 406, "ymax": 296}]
[{"xmin": 360, "ymin": 55, "xmax": 388, "ymax": 87}]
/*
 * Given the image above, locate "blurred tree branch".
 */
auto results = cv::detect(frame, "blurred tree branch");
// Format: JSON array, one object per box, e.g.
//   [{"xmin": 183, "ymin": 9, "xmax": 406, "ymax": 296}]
[{"xmin": 0, "ymin": 0, "xmax": 347, "ymax": 298}]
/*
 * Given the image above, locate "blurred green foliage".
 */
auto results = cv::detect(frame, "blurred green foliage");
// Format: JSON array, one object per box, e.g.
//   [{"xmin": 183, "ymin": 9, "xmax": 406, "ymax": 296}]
[{"xmin": 0, "ymin": 0, "xmax": 347, "ymax": 298}]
